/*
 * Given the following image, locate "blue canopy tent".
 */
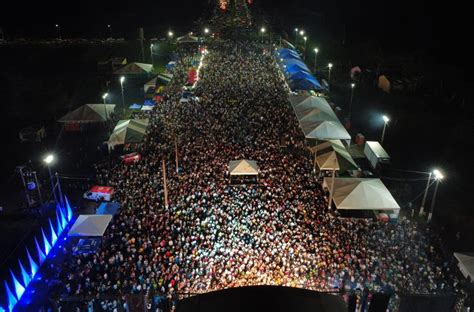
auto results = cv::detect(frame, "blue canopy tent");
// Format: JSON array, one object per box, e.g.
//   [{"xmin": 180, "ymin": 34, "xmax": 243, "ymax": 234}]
[
  {"xmin": 143, "ymin": 100, "xmax": 155, "ymax": 107},
  {"xmin": 288, "ymin": 71, "xmax": 318, "ymax": 82},
  {"xmin": 96, "ymin": 202, "xmax": 121, "ymax": 215},
  {"xmin": 279, "ymin": 54, "xmax": 302, "ymax": 62},
  {"xmin": 277, "ymin": 48, "xmax": 299, "ymax": 58},
  {"xmin": 290, "ymin": 76, "xmax": 324, "ymax": 91},
  {"xmin": 129, "ymin": 104, "xmax": 142, "ymax": 110},
  {"xmin": 283, "ymin": 58, "xmax": 309, "ymax": 68},
  {"xmin": 285, "ymin": 63, "xmax": 311, "ymax": 75}
]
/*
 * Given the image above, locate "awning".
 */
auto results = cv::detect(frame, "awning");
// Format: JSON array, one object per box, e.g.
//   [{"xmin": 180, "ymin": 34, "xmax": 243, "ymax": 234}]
[
  {"xmin": 68, "ymin": 215, "xmax": 113, "ymax": 237},
  {"xmin": 323, "ymin": 178, "xmax": 401, "ymax": 211},
  {"xmin": 229, "ymin": 160, "xmax": 259, "ymax": 176}
]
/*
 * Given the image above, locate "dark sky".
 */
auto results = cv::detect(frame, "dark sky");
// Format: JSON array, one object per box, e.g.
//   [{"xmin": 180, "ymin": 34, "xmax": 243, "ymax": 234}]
[{"xmin": 0, "ymin": 0, "xmax": 472, "ymax": 69}]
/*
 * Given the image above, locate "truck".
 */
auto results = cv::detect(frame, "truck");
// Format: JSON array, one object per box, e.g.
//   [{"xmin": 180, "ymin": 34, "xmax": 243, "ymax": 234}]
[
  {"xmin": 83, "ymin": 186, "xmax": 114, "ymax": 202},
  {"xmin": 364, "ymin": 141, "xmax": 390, "ymax": 170}
]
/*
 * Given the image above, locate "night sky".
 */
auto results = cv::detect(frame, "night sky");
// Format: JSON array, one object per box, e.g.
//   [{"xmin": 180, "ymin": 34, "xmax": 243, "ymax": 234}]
[{"xmin": 1, "ymin": 0, "xmax": 472, "ymax": 72}]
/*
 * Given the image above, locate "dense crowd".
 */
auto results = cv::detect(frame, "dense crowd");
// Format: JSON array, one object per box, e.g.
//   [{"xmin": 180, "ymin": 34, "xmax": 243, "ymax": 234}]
[{"xmin": 61, "ymin": 39, "xmax": 464, "ymax": 310}]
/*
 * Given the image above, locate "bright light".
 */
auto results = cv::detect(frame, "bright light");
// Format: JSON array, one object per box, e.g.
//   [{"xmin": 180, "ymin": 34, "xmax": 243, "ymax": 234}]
[
  {"xmin": 383, "ymin": 115, "xmax": 390, "ymax": 123},
  {"xmin": 261, "ymin": 27, "xmax": 266, "ymax": 33},
  {"xmin": 295, "ymin": 28, "xmax": 299, "ymax": 32},
  {"xmin": 204, "ymin": 28, "xmax": 210, "ymax": 34},
  {"xmin": 55, "ymin": 24, "xmax": 59, "ymax": 28},
  {"xmin": 102, "ymin": 93, "xmax": 109, "ymax": 99},
  {"xmin": 43, "ymin": 154, "xmax": 54, "ymax": 165},
  {"xmin": 304, "ymin": 36, "xmax": 307, "ymax": 41},
  {"xmin": 168, "ymin": 31, "xmax": 174, "ymax": 37},
  {"xmin": 433, "ymin": 169, "xmax": 444, "ymax": 180},
  {"xmin": 120, "ymin": 76, "xmax": 125, "ymax": 84},
  {"xmin": 107, "ymin": 24, "xmax": 111, "ymax": 28},
  {"xmin": 351, "ymin": 83, "xmax": 356, "ymax": 88},
  {"xmin": 300, "ymin": 30, "xmax": 305, "ymax": 36},
  {"xmin": 328, "ymin": 63, "xmax": 333, "ymax": 69},
  {"xmin": 314, "ymin": 48, "xmax": 319, "ymax": 53}
]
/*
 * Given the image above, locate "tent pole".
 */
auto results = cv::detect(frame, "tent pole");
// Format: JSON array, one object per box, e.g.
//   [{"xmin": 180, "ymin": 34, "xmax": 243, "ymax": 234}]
[
  {"xmin": 328, "ymin": 166, "xmax": 336, "ymax": 210},
  {"xmin": 313, "ymin": 140, "xmax": 318, "ymax": 174},
  {"xmin": 175, "ymin": 138, "xmax": 179, "ymax": 174},
  {"xmin": 162, "ymin": 159, "xmax": 169, "ymax": 209}
]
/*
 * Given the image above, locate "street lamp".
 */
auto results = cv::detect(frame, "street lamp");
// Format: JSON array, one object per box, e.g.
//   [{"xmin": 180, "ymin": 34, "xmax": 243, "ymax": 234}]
[
  {"xmin": 299, "ymin": 30, "xmax": 305, "ymax": 36},
  {"xmin": 107, "ymin": 24, "xmax": 112, "ymax": 38},
  {"xmin": 43, "ymin": 154, "xmax": 58, "ymax": 204},
  {"xmin": 303, "ymin": 36, "xmax": 307, "ymax": 49},
  {"xmin": 55, "ymin": 24, "xmax": 61, "ymax": 40},
  {"xmin": 381, "ymin": 115, "xmax": 390, "ymax": 144},
  {"xmin": 428, "ymin": 169, "xmax": 444, "ymax": 223},
  {"xmin": 102, "ymin": 93, "xmax": 109, "ymax": 104},
  {"xmin": 348, "ymin": 83, "xmax": 356, "ymax": 120},
  {"xmin": 150, "ymin": 44, "xmax": 154, "ymax": 65},
  {"xmin": 204, "ymin": 28, "xmax": 210, "ymax": 35},
  {"xmin": 294, "ymin": 28, "xmax": 299, "ymax": 45},
  {"xmin": 328, "ymin": 63, "xmax": 333, "ymax": 89},
  {"xmin": 313, "ymin": 48, "xmax": 319, "ymax": 72},
  {"xmin": 260, "ymin": 27, "xmax": 266, "ymax": 43},
  {"xmin": 120, "ymin": 76, "xmax": 125, "ymax": 115},
  {"xmin": 168, "ymin": 31, "xmax": 174, "ymax": 39}
]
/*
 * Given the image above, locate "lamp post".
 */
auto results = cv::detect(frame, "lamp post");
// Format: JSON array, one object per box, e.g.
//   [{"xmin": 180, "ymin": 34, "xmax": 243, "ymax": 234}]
[
  {"xmin": 328, "ymin": 63, "xmax": 333, "ymax": 90},
  {"xmin": 107, "ymin": 24, "xmax": 112, "ymax": 38},
  {"xmin": 381, "ymin": 115, "xmax": 390, "ymax": 144},
  {"xmin": 349, "ymin": 83, "xmax": 355, "ymax": 120},
  {"xmin": 260, "ymin": 27, "xmax": 266, "ymax": 43},
  {"xmin": 168, "ymin": 31, "xmax": 174, "ymax": 41},
  {"xmin": 150, "ymin": 44, "xmax": 154, "ymax": 65},
  {"xmin": 43, "ymin": 154, "xmax": 58, "ymax": 204},
  {"xmin": 102, "ymin": 93, "xmax": 108, "ymax": 104},
  {"xmin": 313, "ymin": 48, "xmax": 319, "ymax": 72},
  {"xmin": 419, "ymin": 171, "xmax": 433, "ymax": 217},
  {"xmin": 120, "ymin": 76, "xmax": 125, "ymax": 115},
  {"xmin": 294, "ymin": 28, "xmax": 298, "ymax": 45},
  {"xmin": 55, "ymin": 24, "xmax": 61, "ymax": 40},
  {"xmin": 428, "ymin": 169, "xmax": 444, "ymax": 223}
]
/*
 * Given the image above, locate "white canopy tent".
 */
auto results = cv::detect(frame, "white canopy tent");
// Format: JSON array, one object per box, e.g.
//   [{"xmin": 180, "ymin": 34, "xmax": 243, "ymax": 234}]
[
  {"xmin": 323, "ymin": 178, "xmax": 400, "ymax": 211},
  {"xmin": 302, "ymin": 121, "xmax": 351, "ymax": 142},
  {"xmin": 293, "ymin": 96, "xmax": 335, "ymax": 118},
  {"xmin": 58, "ymin": 104, "xmax": 116, "ymax": 123},
  {"xmin": 144, "ymin": 73, "xmax": 173, "ymax": 92},
  {"xmin": 454, "ymin": 252, "xmax": 474, "ymax": 281},
  {"xmin": 107, "ymin": 119, "xmax": 149, "ymax": 149},
  {"xmin": 68, "ymin": 215, "xmax": 113, "ymax": 237},
  {"xmin": 229, "ymin": 160, "xmax": 259, "ymax": 176},
  {"xmin": 288, "ymin": 95, "xmax": 351, "ymax": 143},
  {"xmin": 310, "ymin": 140, "xmax": 358, "ymax": 172},
  {"xmin": 114, "ymin": 62, "xmax": 153, "ymax": 75}
]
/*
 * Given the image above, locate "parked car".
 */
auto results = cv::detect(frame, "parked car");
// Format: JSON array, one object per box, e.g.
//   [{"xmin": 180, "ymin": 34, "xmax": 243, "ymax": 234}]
[{"xmin": 83, "ymin": 186, "xmax": 114, "ymax": 202}]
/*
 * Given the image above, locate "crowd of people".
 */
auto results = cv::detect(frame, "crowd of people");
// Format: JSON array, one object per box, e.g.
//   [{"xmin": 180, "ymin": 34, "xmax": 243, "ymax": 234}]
[{"xmin": 60, "ymin": 38, "xmax": 466, "ymax": 311}]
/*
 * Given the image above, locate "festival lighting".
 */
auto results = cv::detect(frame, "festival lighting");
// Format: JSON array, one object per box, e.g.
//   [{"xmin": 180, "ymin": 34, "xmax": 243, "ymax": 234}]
[{"xmin": 2, "ymin": 198, "xmax": 74, "ymax": 310}]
